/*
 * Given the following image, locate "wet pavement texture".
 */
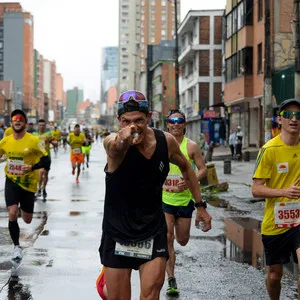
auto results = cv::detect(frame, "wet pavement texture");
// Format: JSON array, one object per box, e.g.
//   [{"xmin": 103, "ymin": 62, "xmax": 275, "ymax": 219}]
[{"xmin": 0, "ymin": 145, "xmax": 298, "ymax": 299}]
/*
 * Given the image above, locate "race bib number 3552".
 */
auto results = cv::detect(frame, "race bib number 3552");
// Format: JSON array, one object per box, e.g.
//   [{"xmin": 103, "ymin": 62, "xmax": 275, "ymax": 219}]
[
  {"xmin": 274, "ymin": 202, "xmax": 300, "ymax": 228},
  {"xmin": 114, "ymin": 239, "xmax": 153, "ymax": 259}
]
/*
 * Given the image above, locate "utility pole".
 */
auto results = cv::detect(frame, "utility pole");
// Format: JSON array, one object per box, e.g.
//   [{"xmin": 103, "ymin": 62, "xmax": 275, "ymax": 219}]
[
  {"xmin": 295, "ymin": 0, "xmax": 300, "ymax": 98},
  {"xmin": 263, "ymin": 0, "xmax": 272, "ymax": 143},
  {"xmin": 174, "ymin": 0, "xmax": 180, "ymax": 108}
]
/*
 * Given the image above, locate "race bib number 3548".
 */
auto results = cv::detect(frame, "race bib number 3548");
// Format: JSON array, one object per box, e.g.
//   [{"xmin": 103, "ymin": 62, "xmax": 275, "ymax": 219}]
[{"xmin": 114, "ymin": 239, "xmax": 153, "ymax": 259}]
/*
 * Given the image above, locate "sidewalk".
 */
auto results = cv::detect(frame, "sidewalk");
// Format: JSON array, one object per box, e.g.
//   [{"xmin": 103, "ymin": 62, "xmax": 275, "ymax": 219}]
[{"xmin": 212, "ymin": 145, "xmax": 260, "ymax": 161}]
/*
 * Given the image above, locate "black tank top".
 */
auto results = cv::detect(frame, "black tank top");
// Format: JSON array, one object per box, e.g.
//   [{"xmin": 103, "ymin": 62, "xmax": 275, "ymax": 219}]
[{"xmin": 102, "ymin": 128, "xmax": 169, "ymax": 242}]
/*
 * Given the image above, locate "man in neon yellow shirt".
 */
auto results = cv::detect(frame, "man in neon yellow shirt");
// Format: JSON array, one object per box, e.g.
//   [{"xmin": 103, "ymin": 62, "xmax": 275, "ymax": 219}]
[
  {"xmin": 162, "ymin": 109, "xmax": 208, "ymax": 295},
  {"xmin": 252, "ymin": 98, "xmax": 300, "ymax": 300},
  {"xmin": 68, "ymin": 124, "xmax": 87, "ymax": 183},
  {"xmin": 33, "ymin": 119, "xmax": 57, "ymax": 200},
  {"xmin": 0, "ymin": 109, "xmax": 50, "ymax": 262}
]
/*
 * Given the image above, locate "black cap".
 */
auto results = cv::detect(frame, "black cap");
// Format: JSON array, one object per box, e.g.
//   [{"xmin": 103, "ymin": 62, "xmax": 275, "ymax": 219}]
[
  {"xmin": 11, "ymin": 109, "xmax": 27, "ymax": 122},
  {"xmin": 278, "ymin": 98, "xmax": 300, "ymax": 112}
]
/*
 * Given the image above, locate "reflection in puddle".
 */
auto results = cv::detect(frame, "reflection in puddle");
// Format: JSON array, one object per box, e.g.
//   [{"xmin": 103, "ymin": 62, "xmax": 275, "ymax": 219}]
[
  {"xmin": 71, "ymin": 199, "xmax": 89, "ymax": 202},
  {"xmin": 7, "ymin": 278, "xmax": 33, "ymax": 299},
  {"xmin": 40, "ymin": 230, "xmax": 49, "ymax": 236},
  {"xmin": 224, "ymin": 217, "xmax": 298, "ymax": 275},
  {"xmin": 69, "ymin": 211, "xmax": 85, "ymax": 216}
]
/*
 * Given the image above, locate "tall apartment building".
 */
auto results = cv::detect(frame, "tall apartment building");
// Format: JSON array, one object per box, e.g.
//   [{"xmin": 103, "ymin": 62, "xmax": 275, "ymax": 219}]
[
  {"xmin": 34, "ymin": 49, "xmax": 44, "ymax": 118},
  {"xmin": 66, "ymin": 87, "xmax": 84, "ymax": 119},
  {"xmin": 224, "ymin": 0, "xmax": 294, "ymax": 148},
  {"xmin": 118, "ymin": 0, "xmax": 180, "ymax": 93},
  {"xmin": 100, "ymin": 46, "xmax": 118, "ymax": 112},
  {"xmin": 0, "ymin": 3, "xmax": 34, "ymax": 112},
  {"xmin": 43, "ymin": 59, "xmax": 57, "ymax": 122},
  {"xmin": 55, "ymin": 73, "xmax": 64, "ymax": 121},
  {"xmin": 178, "ymin": 10, "xmax": 224, "ymax": 142}
]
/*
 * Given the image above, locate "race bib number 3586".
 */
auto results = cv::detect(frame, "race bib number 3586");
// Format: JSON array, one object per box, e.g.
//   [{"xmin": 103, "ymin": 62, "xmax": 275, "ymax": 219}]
[
  {"xmin": 274, "ymin": 202, "xmax": 300, "ymax": 228},
  {"xmin": 114, "ymin": 239, "xmax": 153, "ymax": 260}
]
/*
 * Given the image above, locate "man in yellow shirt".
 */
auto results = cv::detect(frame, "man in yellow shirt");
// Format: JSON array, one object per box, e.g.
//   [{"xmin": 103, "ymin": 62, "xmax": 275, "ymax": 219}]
[
  {"xmin": 33, "ymin": 119, "xmax": 57, "ymax": 200},
  {"xmin": 0, "ymin": 109, "xmax": 50, "ymax": 263},
  {"xmin": 68, "ymin": 124, "xmax": 87, "ymax": 183},
  {"xmin": 51, "ymin": 126, "xmax": 61, "ymax": 155},
  {"xmin": 252, "ymin": 98, "xmax": 300, "ymax": 300}
]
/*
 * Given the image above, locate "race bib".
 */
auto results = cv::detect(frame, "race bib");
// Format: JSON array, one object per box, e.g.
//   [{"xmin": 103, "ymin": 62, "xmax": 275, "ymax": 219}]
[
  {"xmin": 274, "ymin": 202, "xmax": 300, "ymax": 228},
  {"xmin": 72, "ymin": 148, "xmax": 81, "ymax": 154},
  {"xmin": 8, "ymin": 158, "xmax": 24, "ymax": 175},
  {"xmin": 114, "ymin": 239, "xmax": 154, "ymax": 259},
  {"xmin": 163, "ymin": 174, "xmax": 182, "ymax": 192}
]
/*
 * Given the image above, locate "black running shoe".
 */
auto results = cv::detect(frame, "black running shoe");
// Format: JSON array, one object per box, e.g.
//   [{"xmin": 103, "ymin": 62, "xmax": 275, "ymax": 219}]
[
  {"xmin": 166, "ymin": 277, "xmax": 179, "ymax": 295},
  {"xmin": 43, "ymin": 189, "xmax": 47, "ymax": 199},
  {"xmin": 36, "ymin": 189, "xmax": 41, "ymax": 197}
]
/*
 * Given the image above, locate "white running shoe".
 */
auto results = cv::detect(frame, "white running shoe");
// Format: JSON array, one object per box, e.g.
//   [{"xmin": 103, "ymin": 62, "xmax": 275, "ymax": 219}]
[{"xmin": 12, "ymin": 246, "xmax": 23, "ymax": 262}]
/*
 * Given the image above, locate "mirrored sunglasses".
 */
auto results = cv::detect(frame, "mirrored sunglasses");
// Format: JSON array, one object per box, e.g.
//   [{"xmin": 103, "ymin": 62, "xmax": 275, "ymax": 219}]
[
  {"xmin": 12, "ymin": 114, "xmax": 25, "ymax": 122},
  {"xmin": 280, "ymin": 110, "xmax": 300, "ymax": 120},
  {"xmin": 168, "ymin": 117, "xmax": 185, "ymax": 124},
  {"xmin": 118, "ymin": 90, "xmax": 147, "ymax": 103}
]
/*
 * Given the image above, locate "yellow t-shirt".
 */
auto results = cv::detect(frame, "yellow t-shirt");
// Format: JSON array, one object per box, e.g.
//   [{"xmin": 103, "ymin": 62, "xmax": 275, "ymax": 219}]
[
  {"xmin": 33, "ymin": 131, "xmax": 53, "ymax": 156},
  {"xmin": 52, "ymin": 129, "xmax": 61, "ymax": 140},
  {"xmin": 253, "ymin": 135, "xmax": 300, "ymax": 235},
  {"xmin": 4, "ymin": 126, "xmax": 13, "ymax": 137},
  {"xmin": 0, "ymin": 132, "xmax": 48, "ymax": 192},
  {"xmin": 68, "ymin": 132, "xmax": 86, "ymax": 154}
]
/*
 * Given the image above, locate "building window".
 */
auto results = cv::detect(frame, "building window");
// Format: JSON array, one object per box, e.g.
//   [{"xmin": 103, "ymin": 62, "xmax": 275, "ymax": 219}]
[
  {"xmin": 151, "ymin": 37, "xmax": 155, "ymax": 43},
  {"xmin": 0, "ymin": 64, "xmax": 3, "ymax": 72},
  {"xmin": 0, "ymin": 29, "xmax": 3, "ymax": 38},
  {"xmin": 225, "ymin": 47, "xmax": 253, "ymax": 82},
  {"xmin": 0, "ymin": 75, "xmax": 3, "ymax": 80},
  {"xmin": 257, "ymin": 43, "xmax": 262, "ymax": 73},
  {"xmin": 0, "ymin": 52, "xmax": 3, "ymax": 61},
  {"xmin": 258, "ymin": 0, "xmax": 263, "ymax": 21},
  {"xmin": 162, "ymin": 0, "xmax": 166, "ymax": 5}
]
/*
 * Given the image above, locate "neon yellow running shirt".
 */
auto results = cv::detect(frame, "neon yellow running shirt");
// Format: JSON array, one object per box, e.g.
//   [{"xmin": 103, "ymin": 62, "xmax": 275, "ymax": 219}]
[{"xmin": 162, "ymin": 137, "xmax": 193, "ymax": 206}]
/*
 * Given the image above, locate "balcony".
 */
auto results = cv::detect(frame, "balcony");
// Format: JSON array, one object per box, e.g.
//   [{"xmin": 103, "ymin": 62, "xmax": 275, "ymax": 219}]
[{"xmin": 178, "ymin": 43, "xmax": 196, "ymax": 65}]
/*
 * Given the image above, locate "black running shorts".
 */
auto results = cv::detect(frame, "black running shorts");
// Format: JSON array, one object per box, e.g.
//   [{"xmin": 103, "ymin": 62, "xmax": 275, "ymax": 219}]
[
  {"xmin": 99, "ymin": 231, "xmax": 169, "ymax": 270},
  {"xmin": 262, "ymin": 225, "xmax": 300, "ymax": 266},
  {"xmin": 5, "ymin": 177, "xmax": 35, "ymax": 214}
]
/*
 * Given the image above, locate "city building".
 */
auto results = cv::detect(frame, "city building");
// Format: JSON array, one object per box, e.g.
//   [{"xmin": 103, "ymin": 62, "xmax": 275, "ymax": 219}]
[
  {"xmin": 34, "ymin": 49, "xmax": 44, "ymax": 119},
  {"xmin": 118, "ymin": 0, "xmax": 180, "ymax": 93},
  {"xmin": 178, "ymin": 9, "xmax": 224, "ymax": 142},
  {"xmin": 0, "ymin": 2, "xmax": 34, "ymax": 113},
  {"xmin": 55, "ymin": 73, "xmax": 64, "ymax": 123},
  {"xmin": 100, "ymin": 46, "xmax": 118, "ymax": 107},
  {"xmin": 66, "ymin": 87, "xmax": 84, "ymax": 119},
  {"xmin": 43, "ymin": 59, "xmax": 57, "ymax": 122},
  {"xmin": 147, "ymin": 40, "xmax": 176, "ymax": 128},
  {"xmin": 0, "ymin": 80, "xmax": 14, "ymax": 125},
  {"xmin": 224, "ymin": 0, "xmax": 294, "ymax": 147}
]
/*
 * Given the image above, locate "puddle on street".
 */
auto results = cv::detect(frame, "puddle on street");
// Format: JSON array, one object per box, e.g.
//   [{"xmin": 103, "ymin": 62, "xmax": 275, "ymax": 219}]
[
  {"xmin": 224, "ymin": 217, "xmax": 298, "ymax": 276},
  {"xmin": 71, "ymin": 199, "xmax": 89, "ymax": 202},
  {"xmin": 6, "ymin": 278, "xmax": 33, "ymax": 299}
]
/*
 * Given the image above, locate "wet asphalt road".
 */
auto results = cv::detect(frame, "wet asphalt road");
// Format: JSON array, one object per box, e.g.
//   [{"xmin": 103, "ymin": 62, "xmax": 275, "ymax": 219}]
[{"xmin": 0, "ymin": 143, "xmax": 298, "ymax": 299}]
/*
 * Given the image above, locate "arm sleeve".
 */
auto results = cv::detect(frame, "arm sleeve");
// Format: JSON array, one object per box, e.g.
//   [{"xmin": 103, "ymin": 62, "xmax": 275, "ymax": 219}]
[{"xmin": 32, "ymin": 155, "xmax": 51, "ymax": 171}]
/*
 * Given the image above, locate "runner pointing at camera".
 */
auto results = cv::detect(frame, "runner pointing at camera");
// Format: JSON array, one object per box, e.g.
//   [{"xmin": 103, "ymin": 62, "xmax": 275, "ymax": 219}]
[
  {"xmin": 97, "ymin": 90, "xmax": 211, "ymax": 300},
  {"xmin": 252, "ymin": 98, "xmax": 300, "ymax": 300}
]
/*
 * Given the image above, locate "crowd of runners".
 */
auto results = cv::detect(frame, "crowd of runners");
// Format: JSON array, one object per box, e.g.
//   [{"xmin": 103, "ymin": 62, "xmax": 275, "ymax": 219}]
[{"xmin": 3, "ymin": 91, "xmax": 300, "ymax": 300}]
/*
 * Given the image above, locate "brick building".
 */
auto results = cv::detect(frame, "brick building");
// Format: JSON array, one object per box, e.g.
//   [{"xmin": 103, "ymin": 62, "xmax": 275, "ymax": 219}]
[{"xmin": 178, "ymin": 10, "xmax": 224, "ymax": 142}]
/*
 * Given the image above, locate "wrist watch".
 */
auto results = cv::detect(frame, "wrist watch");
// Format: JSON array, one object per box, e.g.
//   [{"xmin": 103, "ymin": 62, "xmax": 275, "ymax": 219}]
[{"xmin": 195, "ymin": 201, "xmax": 207, "ymax": 208}]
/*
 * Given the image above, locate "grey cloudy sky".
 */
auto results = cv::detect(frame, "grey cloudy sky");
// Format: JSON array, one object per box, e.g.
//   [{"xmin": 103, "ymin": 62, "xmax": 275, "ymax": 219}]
[{"xmin": 19, "ymin": 0, "xmax": 226, "ymax": 102}]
